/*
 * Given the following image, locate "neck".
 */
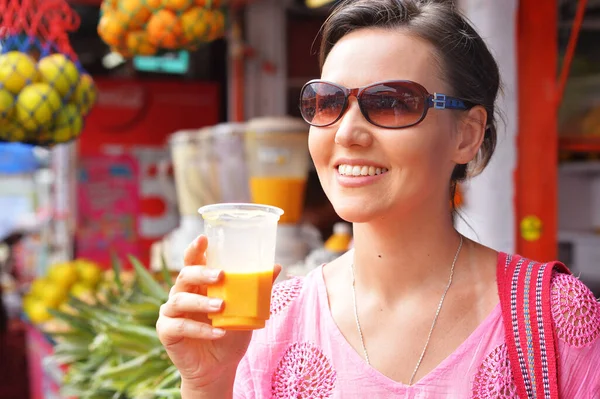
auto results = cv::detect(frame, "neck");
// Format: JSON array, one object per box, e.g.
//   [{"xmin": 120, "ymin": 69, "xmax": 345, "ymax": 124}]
[{"xmin": 352, "ymin": 201, "xmax": 462, "ymax": 301}]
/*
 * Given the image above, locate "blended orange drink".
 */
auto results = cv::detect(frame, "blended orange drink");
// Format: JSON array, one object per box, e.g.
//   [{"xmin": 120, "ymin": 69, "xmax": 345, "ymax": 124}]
[
  {"xmin": 199, "ymin": 203, "xmax": 284, "ymax": 330},
  {"xmin": 249, "ymin": 177, "xmax": 306, "ymax": 224},
  {"xmin": 207, "ymin": 269, "xmax": 274, "ymax": 330}
]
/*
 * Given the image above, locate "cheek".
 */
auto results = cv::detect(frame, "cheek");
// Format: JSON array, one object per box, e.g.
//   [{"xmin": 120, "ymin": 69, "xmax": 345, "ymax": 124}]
[
  {"xmin": 386, "ymin": 125, "xmax": 453, "ymax": 180},
  {"xmin": 308, "ymin": 127, "xmax": 331, "ymax": 170}
]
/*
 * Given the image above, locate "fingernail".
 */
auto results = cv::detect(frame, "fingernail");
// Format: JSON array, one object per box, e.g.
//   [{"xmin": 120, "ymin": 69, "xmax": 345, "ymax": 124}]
[
  {"xmin": 212, "ymin": 328, "xmax": 226, "ymax": 337},
  {"xmin": 208, "ymin": 298, "xmax": 223, "ymax": 309},
  {"xmin": 205, "ymin": 269, "xmax": 221, "ymax": 280}
]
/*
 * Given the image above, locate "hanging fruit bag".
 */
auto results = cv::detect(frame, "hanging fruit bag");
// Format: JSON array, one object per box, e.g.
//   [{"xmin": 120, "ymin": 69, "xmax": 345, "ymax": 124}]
[
  {"xmin": 98, "ymin": 0, "xmax": 227, "ymax": 57},
  {"xmin": 0, "ymin": 0, "xmax": 97, "ymax": 146}
]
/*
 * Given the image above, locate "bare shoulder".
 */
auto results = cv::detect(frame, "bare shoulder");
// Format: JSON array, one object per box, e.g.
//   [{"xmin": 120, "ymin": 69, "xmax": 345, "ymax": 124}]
[
  {"xmin": 459, "ymin": 240, "xmax": 500, "ymax": 308},
  {"xmin": 550, "ymin": 272, "xmax": 600, "ymax": 348}
]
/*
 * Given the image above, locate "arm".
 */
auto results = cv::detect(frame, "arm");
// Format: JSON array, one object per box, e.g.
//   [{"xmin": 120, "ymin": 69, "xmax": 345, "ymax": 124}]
[
  {"xmin": 181, "ymin": 369, "xmax": 237, "ymax": 399},
  {"xmin": 181, "ymin": 378, "xmax": 234, "ymax": 399}
]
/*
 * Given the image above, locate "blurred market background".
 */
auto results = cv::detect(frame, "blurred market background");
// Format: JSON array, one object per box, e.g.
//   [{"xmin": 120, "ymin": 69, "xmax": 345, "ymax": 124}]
[{"xmin": 0, "ymin": 0, "xmax": 598, "ymax": 397}]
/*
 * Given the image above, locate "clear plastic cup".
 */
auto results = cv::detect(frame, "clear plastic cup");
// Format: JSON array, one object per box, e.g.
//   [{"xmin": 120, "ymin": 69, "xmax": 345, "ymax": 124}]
[{"xmin": 198, "ymin": 203, "xmax": 284, "ymax": 330}]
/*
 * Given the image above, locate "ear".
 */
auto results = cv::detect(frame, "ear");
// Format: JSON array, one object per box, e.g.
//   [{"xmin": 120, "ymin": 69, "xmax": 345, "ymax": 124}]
[{"xmin": 453, "ymin": 105, "xmax": 487, "ymax": 165}]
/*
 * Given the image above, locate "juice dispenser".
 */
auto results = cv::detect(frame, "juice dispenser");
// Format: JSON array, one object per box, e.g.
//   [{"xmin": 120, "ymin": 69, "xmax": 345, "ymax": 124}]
[
  {"xmin": 245, "ymin": 116, "xmax": 311, "ymax": 275},
  {"xmin": 212, "ymin": 122, "xmax": 251, "ymax": 203},
  {"xmin": 245, "ymin": 116, "xmax": 310, "ymax": 225},
  {"xmin": 169, "ymin": 127, "xmax": 214, "ymax": 219},
  {"xmin": 162, "ymin": 123, "xmax": 250, "ymax": 270}
]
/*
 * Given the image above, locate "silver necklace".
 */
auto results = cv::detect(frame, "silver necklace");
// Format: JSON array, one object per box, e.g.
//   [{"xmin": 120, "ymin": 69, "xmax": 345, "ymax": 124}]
[{"xmin": 351, "ymin": 235, "xmax": 464, "ymax": 386}]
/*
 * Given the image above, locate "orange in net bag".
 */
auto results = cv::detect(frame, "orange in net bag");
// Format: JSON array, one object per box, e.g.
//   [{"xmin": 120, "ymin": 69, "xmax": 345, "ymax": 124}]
[
  {"xmin": 99, "ymin": 0, "xmax": 228, "ymax": 57},
  {"xmin": 0, "ymin": 0, "xmax": 97, "ymax": 146}
]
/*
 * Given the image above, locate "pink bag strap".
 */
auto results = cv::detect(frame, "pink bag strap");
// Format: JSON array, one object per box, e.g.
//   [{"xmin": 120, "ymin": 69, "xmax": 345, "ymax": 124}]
[{"xmin": 496, "ymin": 253, "xmax": 570, "ymax": 399}]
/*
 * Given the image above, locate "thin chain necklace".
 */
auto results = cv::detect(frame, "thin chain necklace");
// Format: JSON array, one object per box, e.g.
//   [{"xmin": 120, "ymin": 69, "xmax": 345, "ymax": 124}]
[{"xmin": 350, "ymin": 235, "xmax": 464, "ymax": 386}]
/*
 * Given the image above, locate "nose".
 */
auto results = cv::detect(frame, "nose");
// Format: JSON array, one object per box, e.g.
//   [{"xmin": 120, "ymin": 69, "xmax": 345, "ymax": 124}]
[{"xmin": 334, "ymin": 97, "xmax": 374, "ymax": 148}]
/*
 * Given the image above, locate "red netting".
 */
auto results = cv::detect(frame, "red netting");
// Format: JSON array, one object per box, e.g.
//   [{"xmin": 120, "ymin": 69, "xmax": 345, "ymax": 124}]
[
  {"xmin": 0, "ymin": 0, "xmax": 97, "ymax": 146},
  {"xmin": 98, "ymin": 0, "xmax": 227, "ymax": 57}
]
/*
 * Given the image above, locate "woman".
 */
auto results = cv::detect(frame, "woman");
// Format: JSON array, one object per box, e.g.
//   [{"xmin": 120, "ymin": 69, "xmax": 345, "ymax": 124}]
[{"xmin": 157, "ymin": 1, "xmax": 600, "ymax": 397}]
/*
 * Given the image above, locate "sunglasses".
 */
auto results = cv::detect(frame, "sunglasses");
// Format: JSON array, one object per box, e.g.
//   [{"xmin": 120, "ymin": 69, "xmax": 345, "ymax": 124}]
[{"xmin": 299, "ymin": 79, "xmax": 473, "ymax": 129}]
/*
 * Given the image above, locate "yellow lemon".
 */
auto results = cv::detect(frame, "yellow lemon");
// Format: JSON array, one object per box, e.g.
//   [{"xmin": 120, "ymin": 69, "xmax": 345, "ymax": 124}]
[
  {"xmin": 15, "ymin": 83, "xmax": 62, "ymax": 131},
  {"xmin": 22, "ymin": 294, "xmax": 36, "ymax": 313},
  {"xmin": 27, "ymin": 300, "xmax": 52, "ymax": 324},
  {"xmin": 71, "ymin": 74, "xmax": 97, "ymax": 115},
  {"xmin": 29, "ymin": 278, "xmax": 49, "ymax": 298},
  {"xmin": 0, "ymin": 89, "xmax": 15, "ymax": 121},
  {"xmin": 76, "ymin": 260, "xmax": 103, "ymax": 288},
  {"xmin": 51, "ymin": 104, "xmax": 83, "ymax": 143},
  {"xmin": 0, "ymin": 51, "xmax": 38, "ymax": 94},
  {"xmin": 38, "ymin": 284, "xmax": 67, "ymax": 309},
  {"xmin": 37, "ymin": 54, "xmax": 80, "ymax": 100},
  {"xmin": 70, "ymin": 281, "xmax": 94, "ymax": 298},
  {"xmin": 0, "ymin": 118, "xmax": 27, "ymax": 142},
  {"xmin": 48, "ymin": 262, "xmax": 79, "ymax": 290}
]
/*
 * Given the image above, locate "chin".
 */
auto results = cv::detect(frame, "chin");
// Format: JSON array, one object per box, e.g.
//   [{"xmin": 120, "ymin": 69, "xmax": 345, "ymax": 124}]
[{"xmin": 330, "ymin": 199, "xmax": 386, "ymax": 224}]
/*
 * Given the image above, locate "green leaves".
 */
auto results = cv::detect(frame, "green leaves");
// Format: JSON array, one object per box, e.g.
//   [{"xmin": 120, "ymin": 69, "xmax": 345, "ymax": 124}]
[
  {"xmin": 128, "ymin": 255, "xmax": 169, "ymax": 302},
  {"xmin": 46, "ymin": 255, "xmax": 178, "ymax": 398}
]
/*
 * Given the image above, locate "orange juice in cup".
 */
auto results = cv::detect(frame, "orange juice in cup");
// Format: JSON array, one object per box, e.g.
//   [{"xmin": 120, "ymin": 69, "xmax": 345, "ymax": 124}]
[{"xmin": 199, "ymin": 203, "xmax": 284, "ymax": 330}]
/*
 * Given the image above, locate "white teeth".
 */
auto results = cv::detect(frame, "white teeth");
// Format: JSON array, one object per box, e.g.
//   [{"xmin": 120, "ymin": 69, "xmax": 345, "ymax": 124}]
[{"xmin": 337, "ymin": 164, "xmax": 389, "ymax": 177}]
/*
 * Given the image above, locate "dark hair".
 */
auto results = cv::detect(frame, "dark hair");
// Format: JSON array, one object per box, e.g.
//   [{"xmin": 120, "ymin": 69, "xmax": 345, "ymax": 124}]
[{"xmin": 319, "ymin": 0, "xmax": 500, "ymax": 198}]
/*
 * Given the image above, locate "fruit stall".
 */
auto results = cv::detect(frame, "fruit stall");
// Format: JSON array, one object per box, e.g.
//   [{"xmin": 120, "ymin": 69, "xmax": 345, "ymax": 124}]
[{"xmin": 3, "ymin": 0, "xmax": 600, "ymax": 398}]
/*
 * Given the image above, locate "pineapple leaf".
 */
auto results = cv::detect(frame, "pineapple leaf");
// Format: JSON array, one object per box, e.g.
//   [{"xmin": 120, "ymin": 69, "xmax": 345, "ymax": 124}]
[{"xmin": 128, "ymin": 255, "xmax": 168, "ymax": 302}]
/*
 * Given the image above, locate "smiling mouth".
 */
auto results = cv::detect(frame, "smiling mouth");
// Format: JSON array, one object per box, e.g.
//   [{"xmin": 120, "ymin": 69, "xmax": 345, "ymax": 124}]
[{"xmin": 337, "ymin": 164, "xmax": 389, "ymax": 177}]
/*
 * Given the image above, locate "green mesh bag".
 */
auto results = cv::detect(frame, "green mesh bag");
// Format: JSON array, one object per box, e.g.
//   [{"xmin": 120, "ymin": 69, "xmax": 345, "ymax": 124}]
[
  {"xmin": 98, "ymin": 0, "xmax": 227, "ymax": 57},
  {"xmin": 0, "ymin": 0, "xmax": 97, "ymax": 147}
]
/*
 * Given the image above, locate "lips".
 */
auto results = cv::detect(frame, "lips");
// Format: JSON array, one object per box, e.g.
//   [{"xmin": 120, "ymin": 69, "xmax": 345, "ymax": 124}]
[{"xmin": 337, "ymin": 164, "xmax": 389, "ymax": 177}]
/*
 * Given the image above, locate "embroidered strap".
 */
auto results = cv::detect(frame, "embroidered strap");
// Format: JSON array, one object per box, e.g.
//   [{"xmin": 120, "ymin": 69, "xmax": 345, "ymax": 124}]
[{"xmin": 497, "ymin": 253, "xmax": 570, "ymax": 399}]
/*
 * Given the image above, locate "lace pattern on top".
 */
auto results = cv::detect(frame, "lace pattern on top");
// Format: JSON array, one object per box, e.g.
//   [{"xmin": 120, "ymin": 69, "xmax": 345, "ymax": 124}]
[
  {"xmin": 551, "ymin": 273, "xmax": 600, "ymax": 348},
  {"xmin": 271, "ymin": 342, "xmax": 337, "ymax": 398},
  {"xmin": 270, "ymin": 277, "xmax": 303, "ymax": 315},
  {"xmin": 472, "ymin": 344, "xmax": 518, "ymax": 399}
]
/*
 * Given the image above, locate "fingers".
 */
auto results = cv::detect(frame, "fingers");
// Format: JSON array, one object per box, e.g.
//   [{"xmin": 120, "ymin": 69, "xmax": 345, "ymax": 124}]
[
  {"xmin": 161, "ymin": 292, "xmax": 223, "ymax": 318},
  {"xmin": 171, "ymin": 265, "xmax": 222, "ymax": 296},
  {"xmin": 183, "ymin": 235, "xmax": 208, "ymax": 267},
  {"xmin": 273, "ymin": 264, "xmax": 282, "ymax": 282},
  {"xmin": 157, "ymin": 316, "xmax": 226, "ymax": 346}
]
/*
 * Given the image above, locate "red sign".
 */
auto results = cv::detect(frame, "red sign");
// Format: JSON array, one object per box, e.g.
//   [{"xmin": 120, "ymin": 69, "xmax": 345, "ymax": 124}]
[{"xmin": 79, "ymin": 78, "xmax": 220, "ymax": 153}]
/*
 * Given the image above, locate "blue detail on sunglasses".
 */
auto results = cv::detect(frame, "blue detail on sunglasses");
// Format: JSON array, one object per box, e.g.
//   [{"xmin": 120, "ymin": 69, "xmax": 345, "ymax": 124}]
[{"xmin": 430, "ymin": 93, "xmax": 469, "ymax": 110}]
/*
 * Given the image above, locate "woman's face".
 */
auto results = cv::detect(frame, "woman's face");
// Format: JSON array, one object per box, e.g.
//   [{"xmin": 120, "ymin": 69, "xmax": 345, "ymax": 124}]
[{"xmin": 308, "ymin": 28, "xmax": 467, "ymax": 223}]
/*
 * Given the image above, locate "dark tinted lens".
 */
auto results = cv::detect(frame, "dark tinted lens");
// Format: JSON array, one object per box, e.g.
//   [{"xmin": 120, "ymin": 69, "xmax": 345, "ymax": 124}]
[
  {"xmin": 361, "ymin": 82, "xmax": 425, "ymax": 128},
  {"xmin": 300, "ymin": 82, "xmax": 346, "ymax": 126}
]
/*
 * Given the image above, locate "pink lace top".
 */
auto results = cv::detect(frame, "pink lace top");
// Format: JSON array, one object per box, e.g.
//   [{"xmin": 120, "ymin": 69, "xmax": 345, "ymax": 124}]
[{"xmin": 233, "ymin": 257, "xmax": 600, "ymax": 398}]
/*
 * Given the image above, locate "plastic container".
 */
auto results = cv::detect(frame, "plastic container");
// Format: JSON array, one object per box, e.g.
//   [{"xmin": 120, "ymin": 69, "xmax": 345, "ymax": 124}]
[
  {"xmin": 169, "ymin": 128, "xmax": 213, "ymax": 216},
  {"xmin": 324, "ymin": 222, "xmax": 352, "ymax": 253},
  {"xmin": 199, "ymin": 203, "xmax": 284, "ymax": 330},
  {"xmin": 245, "ymin": 116, "xmax": 310, "ymax": 224}
]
